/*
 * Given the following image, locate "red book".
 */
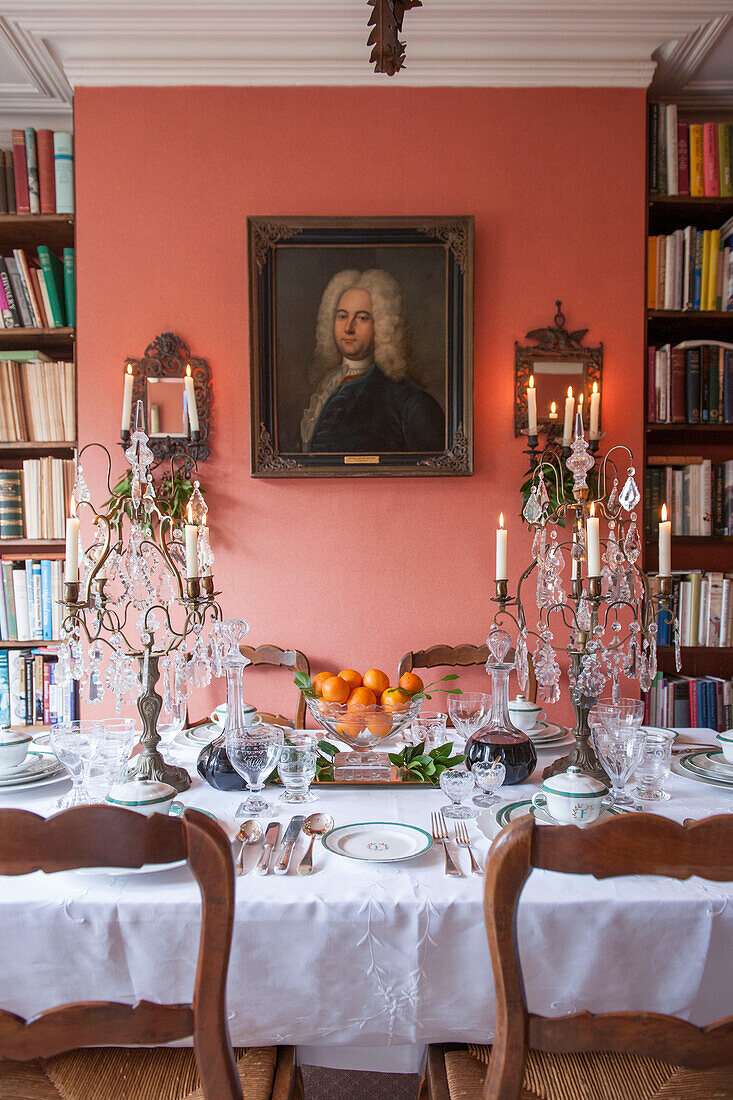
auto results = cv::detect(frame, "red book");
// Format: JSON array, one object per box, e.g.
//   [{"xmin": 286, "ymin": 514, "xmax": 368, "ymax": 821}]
[
  {"xmin": 36, "ymin": 130, "xmax": 55, "ymax": 214},
  {"xmin": 689, "ymin": 681, "xmax": 698, "ymax": 726},
  {"xmin": 11, "ymin": 130, "xmax": 29, "ymax": 214},
  {"xmin": 42, "ymin": 659, "xmax": 50, "ymax": 725},
  {"xmin": 670, "ymin": 347, "xmax": 687, "ymax": 422},
  {"xmin": 647, "ymin": 345, "xmax": 657, "ymax": 421},
  {"xmin": 703, "ymin": 122, "xmax": 720, "ymax": 196},
  {"xmin": 677, "ymin": 120, "xmax": 690, "ymax": 195}
]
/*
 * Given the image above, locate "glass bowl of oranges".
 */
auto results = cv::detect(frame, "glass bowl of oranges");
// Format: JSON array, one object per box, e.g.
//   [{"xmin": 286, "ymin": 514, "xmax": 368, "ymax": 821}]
[{"xmin": 301, "ymin": 668, "xmax": 425, "ymax": 754}]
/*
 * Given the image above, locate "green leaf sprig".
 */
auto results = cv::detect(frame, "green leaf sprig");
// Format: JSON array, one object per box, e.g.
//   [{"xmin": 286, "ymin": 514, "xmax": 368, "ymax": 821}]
[{"xmin": 389, "ymin": 741, "xmax": 465, "ymax": 785}]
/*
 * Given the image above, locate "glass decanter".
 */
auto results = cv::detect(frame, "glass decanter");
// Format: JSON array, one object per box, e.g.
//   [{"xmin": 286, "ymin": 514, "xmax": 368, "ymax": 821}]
[
  {"xmin": 464, "ymin": 629, "xmax": 537, "ymax": 785},
  {"xmin": 197, "ymin": 618, "xmax": 252, "ymax": 791}
]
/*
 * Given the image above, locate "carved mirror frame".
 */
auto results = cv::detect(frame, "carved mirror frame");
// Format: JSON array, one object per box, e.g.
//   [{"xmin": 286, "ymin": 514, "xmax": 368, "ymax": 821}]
[{"xmin": 127, "ymin": 332, "xmax": 212, "ymax": 461}]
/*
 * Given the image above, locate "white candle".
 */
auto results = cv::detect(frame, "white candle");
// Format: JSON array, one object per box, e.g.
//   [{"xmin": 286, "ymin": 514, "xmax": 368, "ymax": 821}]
[
  {"xmin": 496, "ymin": 512, "xmax": 508, "ymax": 581},
  {"xmin": 121, "ymin": 364, "xmax": 133, "ymax": 434},
  {"xmin": 586, "ymin": 503, "xmax": 600, "ymax": 577},
  {"xmin": 562, "ymin": 386, "xmax": 575, "ymax": 446},
  {"xmin": 65, "ymin": 499, "xmax": 79, "ymax": 584},
  {"xmin": 185, "ymin": 503, "xmax": 199, "ymax": 578},
  {"xmin": 589, "ymin": 381, "xmax": 600, "ymax": 440},
  {"xmin": 659, "ymin": 503, "xmax": 671, "ymax": 576},
  {"xmin": 571, "ymin": 534, "xmax": 578, "ymax": 580},
  {"xmin": 526, "ymin": 375, "xmax": 537, "ymax": 436},
  {"xmin": 185, "ymin": 365, "xmax": 199, "ymax": 434},
  {"xmin": 549, "ymin": 401, "xmax": 558, "ymax": 420},
  {"xmin": 201, "ymin": 525, "xmax": 211, "ymax": 576}
]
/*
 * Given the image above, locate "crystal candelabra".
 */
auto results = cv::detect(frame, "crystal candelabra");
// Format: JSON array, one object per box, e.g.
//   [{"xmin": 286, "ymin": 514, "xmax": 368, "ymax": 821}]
[
  {"xmin": 491, "ymin": 414, "xmax": 677, "ymax": 782},
  {"xmin": 59, "ymin": 402, "xmax": 225, "ymax": 792}
]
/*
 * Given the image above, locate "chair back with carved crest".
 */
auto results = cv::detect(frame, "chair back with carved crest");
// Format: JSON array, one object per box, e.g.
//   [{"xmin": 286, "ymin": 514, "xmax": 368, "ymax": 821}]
[
  {"xmin": 398, "ymin": 644, "xmax": 537, "ymax": 711},
  {"xmin": 239, "ymin": 645, "xmax": 310, "ymax": 728}
]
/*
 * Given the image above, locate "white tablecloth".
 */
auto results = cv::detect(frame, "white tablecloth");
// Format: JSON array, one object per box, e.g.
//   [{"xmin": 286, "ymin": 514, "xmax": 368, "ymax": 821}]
[{"xmin": 0, "ymin": 728, "xmax": 732, "ymax": 1074}]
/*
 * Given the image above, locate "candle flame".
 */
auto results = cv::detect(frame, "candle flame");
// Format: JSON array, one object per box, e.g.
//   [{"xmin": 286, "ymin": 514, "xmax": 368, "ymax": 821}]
[
  {"xmin": 499, "ymin": 512, "xmax": 504, "ymax": 529},
  {"xmin": 592, "ymin": 381, "xmax": 598, "ymax": 394},
  {"xmin": 661, "ymin": 502, "xmax": 667, "ymax": 522},
  {"xmin": 187, "ymin": 502, "xmax": 193, "ymax": 524},
  {"xmin": 186, "ymin": 364, "xmax": 192, "ymax": 378},
  {"xmin": 578, "ymin": 392, "xmax": 584, "ymax": 405},
  {"xmin": 550, "ymin": 401, "xmax": 557, "ymax": 414},
  {"xmin": 126, "ymin": 363, "xmax": 133, "ymax": 376},
  {"xmin": 567, "ymin": 386, "xmax": 573, "ymax": 399},
  {"xmin": 528, "ymin": 375, "xmax": 534, "ymax": 389},
  {"xmin": 69, "ymin": 497, "xmax": 76, "ymax": 519},
  {"xmin": 590, "ymin": 502, "xmax": 596, "ymax": 517}
]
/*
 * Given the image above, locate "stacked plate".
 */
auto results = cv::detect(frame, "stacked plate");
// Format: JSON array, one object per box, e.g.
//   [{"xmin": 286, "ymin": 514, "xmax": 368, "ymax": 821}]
[
  {"xmin": 523, "ymin": 720, "xmax": 572, "ymax": 749},
  {"xmin": 0, "ymin": 750, "xmax": 68, "ymax": 792},
  {"xmin": 675, "ymin": 749, "xmax": 733, "ymax": 788},
  {"xmin": 178, "ymin": 722, "xmax": 221, "ymax": 747},
  {"xmin": 477, "ymin": 797, "xmax": 627, "ymax": 839}
]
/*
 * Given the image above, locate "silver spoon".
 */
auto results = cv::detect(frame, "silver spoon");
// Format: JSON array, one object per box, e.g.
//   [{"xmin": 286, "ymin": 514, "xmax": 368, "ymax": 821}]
[
  {"xmin": 296, "ymin": 813, "xmax": 334, "ymax": 876},
  {"xmin": 236, "ymin": 819, "xmax": 263, "ymax": 876}
]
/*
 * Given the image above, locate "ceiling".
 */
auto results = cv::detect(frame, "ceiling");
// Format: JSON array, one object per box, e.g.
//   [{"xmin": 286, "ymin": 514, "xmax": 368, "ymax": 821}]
[{"xmin": 0, "ymin": 1, "xmax": 731, "ymax": 138}]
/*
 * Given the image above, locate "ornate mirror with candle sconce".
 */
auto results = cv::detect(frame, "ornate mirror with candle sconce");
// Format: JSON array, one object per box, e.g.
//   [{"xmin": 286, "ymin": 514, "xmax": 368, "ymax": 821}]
[
  {"xmin": 123, "ymin": 332, "xmax": 212, "ymax": 461},
  {"xmin": 514, "ymin": 302, "xmax": 603, "ymax": 440}
]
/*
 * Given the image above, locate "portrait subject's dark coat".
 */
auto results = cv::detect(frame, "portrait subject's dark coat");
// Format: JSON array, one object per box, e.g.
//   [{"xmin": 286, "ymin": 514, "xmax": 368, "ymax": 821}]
[{"xmin": 307, "ymin": 365, "xmax": 445, "ymax": 453}]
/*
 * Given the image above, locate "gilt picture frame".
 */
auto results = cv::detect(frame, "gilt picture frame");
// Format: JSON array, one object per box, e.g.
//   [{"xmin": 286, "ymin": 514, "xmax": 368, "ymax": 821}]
[{"xmin": 248, "ymin": 216, "xmax": 473, "ymax": 477}]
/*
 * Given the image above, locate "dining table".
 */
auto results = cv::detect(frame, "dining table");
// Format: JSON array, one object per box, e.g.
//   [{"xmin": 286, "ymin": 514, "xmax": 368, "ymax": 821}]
[{"xmin": 0, "ymin": 725, "xmax": 731, "ymax": 1076}]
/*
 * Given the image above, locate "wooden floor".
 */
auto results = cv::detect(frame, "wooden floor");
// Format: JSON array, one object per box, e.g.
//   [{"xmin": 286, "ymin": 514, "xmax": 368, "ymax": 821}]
[{"xmin": 301, "ymin": 1067, "xmax": 419, "ymax": 1099}]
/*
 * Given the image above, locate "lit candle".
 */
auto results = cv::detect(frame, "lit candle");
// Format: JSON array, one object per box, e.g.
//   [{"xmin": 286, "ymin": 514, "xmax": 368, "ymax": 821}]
[
  {"xmin": 185, "ymin": 365, "xmax": 200, "ymax": 434},
  {"xmin": 121, "ymin": 363, "xmax": 133, "ymax": 434},
  {"xmin": 201, "ymin": 525, "xmax": 212, "ymax": 576},
  {"xmin": 526, "ymin": 375, "xmax": 537, "ymax": 436},
  {"xmin": 185, "ymin": 502, "xmax": 198, "ymax": 578},
  {"xmin": 549, "ymin": 401, "xmax": 558, "ymax": 420},
  {"xmin": 586, "ymin": 502, "xmax": 600, "ymax": 577},
  {"xmin": 571, "ymin": 533, "xmax": 578, "ymax": 580},
  {"xmin": 562, "ymin": 386, "xmax": 575, "ymax": 446},
  {"xmin": 496, "ymin": 512, "xmax": 508, "ymax": 581},
  {"xmin": 659, "ymin": 502, "xmax": 671, "ymax": 576},
  {"xmin": 65, "ymin": 498, "xmax": 79, "ymax": 584},
  {"xmin": 589, "ymin": 381, "xmax": 601, "ymax": 440}
]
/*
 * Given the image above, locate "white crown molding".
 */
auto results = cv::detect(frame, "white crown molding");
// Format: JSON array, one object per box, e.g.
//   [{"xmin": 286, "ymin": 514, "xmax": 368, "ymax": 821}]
[{"xmin": 649, "ymin": 14, "xmax": 732, "ymax": 97}]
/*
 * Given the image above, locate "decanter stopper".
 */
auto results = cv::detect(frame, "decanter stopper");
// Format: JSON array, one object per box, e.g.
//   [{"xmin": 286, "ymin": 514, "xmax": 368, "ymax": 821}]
[
  {"xmin": 487, "ymin": 628, "xmax": 513, "ymax": 668},
  {"xmin": 220, "ymin": 617, "xmax": 250, "ymax": 668}
]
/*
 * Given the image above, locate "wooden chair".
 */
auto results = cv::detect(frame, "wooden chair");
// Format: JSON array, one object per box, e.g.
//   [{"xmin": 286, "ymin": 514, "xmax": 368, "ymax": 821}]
[
  {"xmin": 0, "ymin": 806, "xmax": 301, "ymax": 1100},
  {"xmin": 398, "ymin": 644, "xmax": 537, "ymax": 709},
  {"xmin": 422, "ymin": 813, "xmax": 733, "ymax": 1100},
  {"xmin": 240, "ymin": 645, "xmax": 310, "ymax": 729}
]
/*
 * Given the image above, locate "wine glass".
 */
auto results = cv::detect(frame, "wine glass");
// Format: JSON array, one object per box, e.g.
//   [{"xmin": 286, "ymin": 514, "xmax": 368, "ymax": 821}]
[
  {"xmin": 438, "ymin": 766, "xmax": 477, "ymax": 819},
  {"xmin": 590, "ymin": 720, "xmax": 646, "ymax": 808},
  {"xmin": 595, "ymin": 697, "xmax": 644, "ymax": 734},
  {"xmin": 634, "ymin": 728, "xmax": 674, "ymax": 802},
  {"xmin": 49, "ymin": 723, "xmax": 97, "ymax": 809},
  {"xmin": 83, "ymin": 719, "xmax": 136, "ymax": 803},
  {"xmin": 277, "ymin": 744, "xmax": 318, "ymax": 804},
  {"xmin": 472, "ymin": 758, "xmax": 506, "ymax": 807},
  {"xmin": 448, "ymin": 693, "xmax": 491, "ymax": 747},
  {"xmin": 226, "ymin": 722, "xmax": 284, "ymax": 819}
]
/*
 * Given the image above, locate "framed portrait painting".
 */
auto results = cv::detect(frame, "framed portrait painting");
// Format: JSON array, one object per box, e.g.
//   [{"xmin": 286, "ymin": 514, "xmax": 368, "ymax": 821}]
[{"xmin": 248, "ymin": 216, "xmax": 473, "ymax": 477}]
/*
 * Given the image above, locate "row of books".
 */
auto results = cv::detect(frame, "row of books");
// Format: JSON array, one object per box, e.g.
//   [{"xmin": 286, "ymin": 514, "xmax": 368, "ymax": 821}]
[
  {"xmin": 649, "ymin": 103, "xmax": 732, "ymax": 197},
  {"xmin": 647, "ymin": 341, "xmax": 733, "ymax": 423},
  {"xmin": 0, "ymin": 129, "xmax": 74, "ymax": 216},
  {"xmin": 0, "ymin": 357, "xmax": 75, "ymax": 442},
  {"xmin": 0, "ymin": 246, "xmax": 75, "ymax": 329},
  {"xmin": 644, "ymin": 460, "xmax": 733, "ymax": 538},
  {"xmin": 647, "ymin": 221, "xmax": 733, "ymax": 312},
  {"xmin": 644, "ymin": 674, "xmax": 732, "ymax": 732},
  {"xmin": 0, "ymin": 557, "xmax": 64, "ymax": 641},
  {"xmin": 0, "ymin": 648, "xmax": 79, "ymax": 728},
  {"xmin": 655, "ymin": 571, "xmax": 733, "ymax": 648},
  {"xmin": 0, "ymin": 460, "xmax": 74, "ymax": 540}
]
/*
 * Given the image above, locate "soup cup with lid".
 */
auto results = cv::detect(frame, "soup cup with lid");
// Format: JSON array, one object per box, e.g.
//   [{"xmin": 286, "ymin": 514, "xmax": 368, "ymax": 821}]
[{"xmin": 531, "ymin": 766, "xmax": 613, "ymax": 826}]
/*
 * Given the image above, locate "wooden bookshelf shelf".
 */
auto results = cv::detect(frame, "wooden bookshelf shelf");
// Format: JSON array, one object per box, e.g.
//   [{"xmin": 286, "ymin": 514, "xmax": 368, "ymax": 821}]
[
  {"xmin": 0, "ymin": 539, "xmax": 64, "ymax": 549},
  {"xmin": 0, "ymin": 441, "xmax": 75, "ymax": 456},
  {"xmin": 0, "ymin": 214, "xmax": 74, "ymax": 251},
  {"xmin": 0, "ymin": 327, "xmax": 74, "ymax": 352},
  {"xmin": 646, "ymin": 424, "xmax": 733, "ymax": 444},
  {"xmin": 657, "ymin": 646, "xmax": 733, "ymax": 677},
  {"xmin": 648, "ymin": 196, "xmax": 733, "ymax": 233},
  {"xmin": 0, "ymin": 639, "xmax": 62, "ymax": 648}
]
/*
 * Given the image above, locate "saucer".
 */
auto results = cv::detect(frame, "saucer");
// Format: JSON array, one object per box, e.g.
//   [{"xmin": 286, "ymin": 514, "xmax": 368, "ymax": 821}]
[
  {"xmin": 476, "ymin": 798, "xmax": 627, "ymax": 838},
  {"xmin": 0, "ymin": 751, "xmax": 66, "ymax": 787}
]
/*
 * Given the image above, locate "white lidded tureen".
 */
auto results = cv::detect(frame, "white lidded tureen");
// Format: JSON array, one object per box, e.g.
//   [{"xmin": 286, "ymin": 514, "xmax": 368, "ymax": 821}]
[
  {"xmin": 106, "ymin": 778, "xmax": 177, "ymax": 817},
  {"xmin": 532, "ymin": 766, "xmax": 611, "ymax": 826}
]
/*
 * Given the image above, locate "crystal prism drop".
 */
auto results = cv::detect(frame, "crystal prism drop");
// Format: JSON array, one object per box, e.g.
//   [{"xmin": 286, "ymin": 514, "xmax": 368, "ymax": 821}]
[
  {"xmin": 619, "ymin": 469, "xmax": 641, "ymax": 511},
  {"xmin": 187, "ymin": 480, "xmax": 208, "ymax": 523},
  {"xmin": 607, "ymin": 478, "xmax": 619, "ymax": 512},
  {"xmin": 523, "ymin": 488, "xmax": 542, "ymax": 524},
  {"xmin": 72, "ymin": 463, "xmax": 91, "ymax": 504},
  {"xmin": 623, "ymin": 520, "xmax": 641, "ymax": 564}
]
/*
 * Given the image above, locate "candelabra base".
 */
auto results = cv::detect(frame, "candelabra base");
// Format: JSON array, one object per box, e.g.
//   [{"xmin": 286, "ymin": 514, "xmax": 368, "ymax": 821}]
[
  {"xmin": 542, "ymin": 737, "xmax": 608, "ymax": 785},
  {"xmin": 128, "ymin": 751, "xmax": 192, "ymax": 792}
]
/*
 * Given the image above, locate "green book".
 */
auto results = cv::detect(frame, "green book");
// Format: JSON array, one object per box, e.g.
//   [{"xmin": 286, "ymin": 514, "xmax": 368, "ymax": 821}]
[
  {"xmin": 36, "ymin": 246, "xmax": 66, "ymax": 326},
  {"xmin": 0, "ymin": 349, "xmax": 51, "ymax": 362},
  {"xmin": 719, "ymin": 123, "xmax": 732, "ymax": 198},
  {"xmin": 0, "ymin": 470, "xmax": 23, "ymax": 539},
  {"xmin": 63, "ymin": 247, "xmax": 75, "ymax": 327}
]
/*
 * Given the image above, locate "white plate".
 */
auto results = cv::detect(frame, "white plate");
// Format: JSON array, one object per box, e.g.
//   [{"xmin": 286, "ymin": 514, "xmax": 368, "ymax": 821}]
[
  {"xmin": 0, "ymin": 770, "xmax": 71, "ymax": 793},
  {"xmin": 322, "ymin": 821, "xmax": 433, "ymax": 863},
  {"xmin": 640, "ymin": 725, "xmax": 679, "ymax": 741},
  {"xmin": 75, "ymin": 859, "xmax": 188, "ymax": 877},
  {"xmin": 529, "ymin": 732, "xmax": 573, "ymax": 749},
  {"xmin": 526, "ymin": 721, "xmax": 567, "ymax": 741},
  {"xmin": 180, "ymin": 724, "xmax": 219, "ymax": 746},
  {"xmin": 676, "ymin": 750, "xmax": 733, "ymax": 785},
  {"xmin": 476, "ymin": 798, "xmax": 627, "ymax": 839},
  {"xmin": 0, "ymin": 752, "xmax": 66, "ymax": 787}
]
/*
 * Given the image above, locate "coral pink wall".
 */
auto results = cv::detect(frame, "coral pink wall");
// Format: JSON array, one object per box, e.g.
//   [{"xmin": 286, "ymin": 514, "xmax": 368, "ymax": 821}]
[{"xmin": 75, "ymin": 86, "xmax": 646, "ymax": 724}]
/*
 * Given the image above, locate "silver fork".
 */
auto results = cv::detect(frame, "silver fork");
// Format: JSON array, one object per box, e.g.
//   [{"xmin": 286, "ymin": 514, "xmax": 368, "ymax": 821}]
[
  {"xmin": 454, "ymin": 820, "xmax": 482, "ymax": 875},
  {"xmin": 431, "ymin": 812, "xmax": 461, "ymax": 877}
]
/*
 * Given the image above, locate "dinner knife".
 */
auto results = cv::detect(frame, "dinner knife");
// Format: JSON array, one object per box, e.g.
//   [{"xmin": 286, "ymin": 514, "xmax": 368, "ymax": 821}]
[
  {"xmin": 273, "ymin": 815, "xmax": 304, "ymax": 875},
  {"xmin": 255, "ymin": 821, "xmax": 280, "ymax": 875}
]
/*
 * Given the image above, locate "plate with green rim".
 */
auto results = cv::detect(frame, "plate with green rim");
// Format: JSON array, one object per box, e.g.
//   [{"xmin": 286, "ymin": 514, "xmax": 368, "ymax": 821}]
[
  {"xmin": 477, "ymin": 798, "xmax": 628, "ymax": 838},
  {"xmin": 322, "ymin": 821, "xmax": 433, "ymax": 863},
  {"xmin": 675, "ymin": 750, "xmax": 733, "ymax": 786}
]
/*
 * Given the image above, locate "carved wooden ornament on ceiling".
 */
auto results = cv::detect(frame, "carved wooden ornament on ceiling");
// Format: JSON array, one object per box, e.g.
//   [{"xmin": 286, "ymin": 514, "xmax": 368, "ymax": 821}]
[{"xmin": 367, "ymin": 0, "xmax": 423, "ymax": 75}]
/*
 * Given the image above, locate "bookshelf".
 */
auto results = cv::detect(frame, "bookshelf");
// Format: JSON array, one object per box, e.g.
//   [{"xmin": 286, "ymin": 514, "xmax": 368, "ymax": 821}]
[{"xmin": 645, "ymin": 104, "xmax": 733, "ymax": 723}]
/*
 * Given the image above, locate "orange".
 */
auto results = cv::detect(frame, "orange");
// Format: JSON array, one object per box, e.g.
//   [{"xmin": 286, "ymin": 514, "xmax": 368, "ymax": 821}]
[
  {"xmin": 336, "ymin": 715, "xmax": 366, "ymax": 739},
  {"xmin": 366, "ymin": 713, "xmax": 392, "ymax": 739},
  {"xmin": 347, "ymin": 686, "xmax": 377, "ymax": 708},
  {"xmin": 312, "ymin": 671, "xmax": 333, "ymax": 696},
  {"xmin": 338, "ymin": 668, "xmax": 362, "ymax": 691},
  {"xmin": 398, "ymin": 672, "xmax": 424, "ymax": 695},
  {"xmin": 322, "ymin": 675, "xmax": 350, "ymax": 704},
  {"xmin": 363, "ymin": 668, "xmax": 390, "ymax": 696},
  {"xmin": 381, "ymin": 687, "xmax": 411, "ymax": 712}
]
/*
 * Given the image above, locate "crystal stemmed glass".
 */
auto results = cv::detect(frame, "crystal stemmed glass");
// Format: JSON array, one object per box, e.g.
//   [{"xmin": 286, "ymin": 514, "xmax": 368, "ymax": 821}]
[
  {"xmin": 82, "ymin": 719, "xmax": 136, "ymax": 803},
  {"xmin": 439, "ymin": 766, "xmax": 477, "ymax": 819},
  {"xmin": 595, "ymin": 697, "xmax": 645, "ymax": 734},
  {"xmin": 633, "ymin": 728, "xmax": 674, "ymax": 801},
  {"xmin": 226, "ymin": 722, "xmax": 284, "ymax": 819},
  {"xmin": 277, "ymin": 744, "xmax": 318, "ymax": 804},
  {"xmin": 448, "ymin": 693, "xmax": 492, "ymax": 748},
  {"xmin": 472, "ymin": 758, "xmax": 506, "ymax": 807},
  {"xmin": 407, "ymin": 713, "xmax": 448, "ymax": 750},
  {"xmin": 590, "ymin": 721, "xmax": 646, "ymax": 808}
]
